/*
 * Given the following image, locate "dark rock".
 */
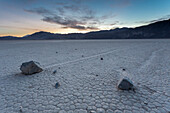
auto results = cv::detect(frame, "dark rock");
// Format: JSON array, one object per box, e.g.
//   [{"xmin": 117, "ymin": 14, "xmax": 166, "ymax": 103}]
[
  {"xmin": 56, "ymin": 52, "xmax": 58, "ymax": 53},
  {"xmin": 55, "ymin": 82, "xmax": 60, "ymax": 88},
  {"xmin": 122, "ymin": 68, "xmax": 126, "ymax": 71},
  {"xmin": 117, "ymin": 77, "xmax": 134, "ymax": 90},
  {"xmin": 19, "ymin": 106, "xmax": 22, "ymax": 112},
  {"xmin": 82, "ymin": 55, "xmax": 84, "ymax": 57},
  {"xmin": 20, "ymin": 61, "xmax": 43, "ymax": 75},
  {"xmin": 53, "ymin": 70, "xmax": 57, "ymax": 74},
  {"xmin": 101, "ymin": 58, "xmax": 103, "ymax": 60},
  {"xmin": 144, "ymin": 102, "xmax": 148, "ymax": 105}
]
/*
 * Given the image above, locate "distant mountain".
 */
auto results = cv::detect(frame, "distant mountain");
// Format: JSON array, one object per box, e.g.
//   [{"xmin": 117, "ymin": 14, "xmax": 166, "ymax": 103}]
[
  {"xmin": 23, "ymin": 31, "xmax": 58, "ymax": 40},
  {"xmin": 83, "ymin": 19, "xmax": 170, "ymax": 39},
  {"xmin": 0, "ymin": 19, "xmax": 170, "ymax": 40},
  {"xmin": 0, "ymin": 36, "xmax": 20, "ymax": 40}
]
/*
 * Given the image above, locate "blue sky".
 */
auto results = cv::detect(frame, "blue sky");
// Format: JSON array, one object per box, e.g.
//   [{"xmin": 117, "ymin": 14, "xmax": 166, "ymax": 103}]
[{"xmin": 0, "ymin": 0, "xmax": 170, "ymax": 36}]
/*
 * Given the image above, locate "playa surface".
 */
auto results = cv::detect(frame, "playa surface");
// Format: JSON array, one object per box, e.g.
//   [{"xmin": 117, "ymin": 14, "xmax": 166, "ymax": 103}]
[{"xmin": 0, "ymin": 40, "xmax": 169, "ymax": 113}]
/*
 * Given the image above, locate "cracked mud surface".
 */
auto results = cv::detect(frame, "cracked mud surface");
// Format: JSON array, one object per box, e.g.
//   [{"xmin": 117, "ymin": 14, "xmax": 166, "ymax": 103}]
[{"xmin": 0, "ymin": 40, "xmax": 169, "ymax": 113}]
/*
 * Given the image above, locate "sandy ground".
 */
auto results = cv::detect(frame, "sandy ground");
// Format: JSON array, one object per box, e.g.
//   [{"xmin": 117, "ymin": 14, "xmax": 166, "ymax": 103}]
[{"xmin": 0, "ymin": 40, "xmax": 169, "ymax": 113}]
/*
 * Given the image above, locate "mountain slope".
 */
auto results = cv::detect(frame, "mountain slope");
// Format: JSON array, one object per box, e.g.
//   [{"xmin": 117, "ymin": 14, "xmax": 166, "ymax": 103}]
[
  {"xmin": 0, "ymin": 19, "xmax": 170, "ymax": 40},
  {"xmin": 0, "ymin": 36, "xmax": 20, "ymax": 40}
]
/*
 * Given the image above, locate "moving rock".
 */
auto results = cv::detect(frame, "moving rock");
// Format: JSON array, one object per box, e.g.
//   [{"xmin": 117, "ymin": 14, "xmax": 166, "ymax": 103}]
[
  {"xmin": 19, "ymin": 106, "xmax": 22, "ymax": 112},
  {"xmin": 53, "ymin": 70, "xmax": 57, "ymax": 74},
  {"xmin": 55, "ymin": 82, "xmax": 60, "ymax": 88},
  {"xmin": 20, "ymin": 61, "xmax": 43, "ymax": 75},
  {"xmin": 117, "ymin": 77, "xmax": 134, "ymax": 90}
]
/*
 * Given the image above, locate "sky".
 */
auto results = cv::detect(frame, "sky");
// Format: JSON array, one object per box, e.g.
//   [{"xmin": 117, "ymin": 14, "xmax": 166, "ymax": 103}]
[{"xmin": 0, "ymin": 0, "xmax": 170, "ymax": 37}]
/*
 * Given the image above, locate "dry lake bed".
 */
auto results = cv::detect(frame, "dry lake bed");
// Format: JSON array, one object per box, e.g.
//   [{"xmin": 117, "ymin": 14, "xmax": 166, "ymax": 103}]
[{"xmin": 0, "ymin": 40, "xmax": 169, "ymax": 113}]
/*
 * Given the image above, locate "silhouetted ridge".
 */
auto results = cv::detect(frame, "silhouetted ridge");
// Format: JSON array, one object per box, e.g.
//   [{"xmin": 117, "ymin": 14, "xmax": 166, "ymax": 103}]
[{"xmin": 0, "ymin": 19, "xmax": 170, "ymax": 40}]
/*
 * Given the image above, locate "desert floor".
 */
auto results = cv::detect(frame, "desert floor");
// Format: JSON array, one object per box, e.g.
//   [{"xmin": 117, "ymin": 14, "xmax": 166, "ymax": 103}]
[{"xmin": 0, "ymin": 40, "xmax": 169, "ymax": 113}]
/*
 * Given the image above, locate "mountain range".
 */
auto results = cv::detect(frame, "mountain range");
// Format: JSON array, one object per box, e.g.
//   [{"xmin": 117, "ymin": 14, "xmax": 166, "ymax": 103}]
[{"xmin": 0, "ymin": 19, "xmax": 170, "ymax": 40}]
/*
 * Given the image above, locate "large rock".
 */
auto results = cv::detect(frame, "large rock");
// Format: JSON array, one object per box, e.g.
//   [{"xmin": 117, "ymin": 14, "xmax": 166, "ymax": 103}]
[
  {"xmin": 20, "ymin": 61, "xmax": 43, "ymax": 75},
  {"xmin": 117, "ymin": 77, "xmax": 134, "ymax": 90}
]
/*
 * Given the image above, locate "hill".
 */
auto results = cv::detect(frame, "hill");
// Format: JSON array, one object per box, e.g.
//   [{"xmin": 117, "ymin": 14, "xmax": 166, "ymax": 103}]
[{"xmin": 0, "ymin": 19, "xmax": 170, "ymax": 40}]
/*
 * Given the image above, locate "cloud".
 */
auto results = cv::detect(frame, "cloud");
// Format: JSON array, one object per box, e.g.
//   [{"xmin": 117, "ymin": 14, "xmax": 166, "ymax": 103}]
[
  {"xmin": 56, "ymin": 4, "xmax": 96, "ymax": 20},
  {"xmin": 24, "ymin": 7, "xmax": 53, "ymax": 15},
  {"xmin": 24, "ymin": 5, "xmax": 99, "ymax": 30},
  {"xmin": 137, "ymin": 14, "xmax": 170, "ymax": 24},
  {"xmin": 42, "ymin": 16, "xmax": 98, "ymax": 30},
  {"xmin": 101, "ymin": 13, "xmax": 117, "ymax": 20},
  {"xmin": 57, "ymin": 7, "xmax": 65, "ymax": 15},
  {"xmin": 24, "ymin": 1, "xmax": 116, "ymax": 31},
  {"xmin": 110, "ymin": 21, "xmax": 119, "ymax": 26},
  {"xmin": 42, "ymin": 16, "xmax": 84, "ymax": 26},
  {"xmin": 62, "ymin": 26, "xmax": 98, "ymax": 30},
  {"xmin": 63, "ymin": 5, "xmax": 80, "ymax": 11}
]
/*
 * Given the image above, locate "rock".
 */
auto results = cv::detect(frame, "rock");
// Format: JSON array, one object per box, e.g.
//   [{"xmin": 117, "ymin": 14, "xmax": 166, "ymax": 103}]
[
  {"xmin": 20, "ymin": 61, "xmax": 43, "ymax": 75},
  {"xmin": 55, "ymin": 82, "xmax": 60, "ymax": 88},
  {"xmin": 53, "ymin": 70, "xmax": 57, "ymax": 74},
  {"xmin": 122, "ymin": 68, "xmax": 126, "ymax": 71},
  {"xmin": 19, "ymin": 106, "xmax": 22, "ymax": 112},
  {"xmin": 117, "ymin": 77, "xmax": 134, "ymax": 90},
  {"xmin": 100, "ymin": 58, "xmax": 103, "ymax": 60}
]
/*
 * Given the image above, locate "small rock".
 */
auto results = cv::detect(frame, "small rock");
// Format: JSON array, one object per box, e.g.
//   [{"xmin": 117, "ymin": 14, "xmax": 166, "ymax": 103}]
[
  {"xmin": 96, "ymin": 74, "xmax": 99, "ymax": 77},
  {"xmin": 55, "ymin": 82, "xmax": 60, "ymax": 88},
  {"xmin": 144, "ymin": 102, "xmax": 148, "ymax": 105},
  {"xmin": 122, "ymin": 68, "xmax": 126, "ymax": 71},
  {"xmin": 117, "ymin": 77, "xmax": 134, "ymax": 90},
  {"xmin": 82, "ymin": 55, "xmax": 84, "ymax": 57},
  {"xmin": 53, "ymin": 70, "xmax": 57, "ymax": 74},
  {"xmin": 100, "ymin": 58, "xmax": 103, "ymax": 60},
  {"xmin": 56, "ymin": 52, "xmax": 58, "ymax": 53},
  {"xmin": 20, "ymin": 61, "xmax": 43, "ymax": 75},
  {"xmin": 19, "ymin": 106, "xmax": 22, "ymax": 112}
]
